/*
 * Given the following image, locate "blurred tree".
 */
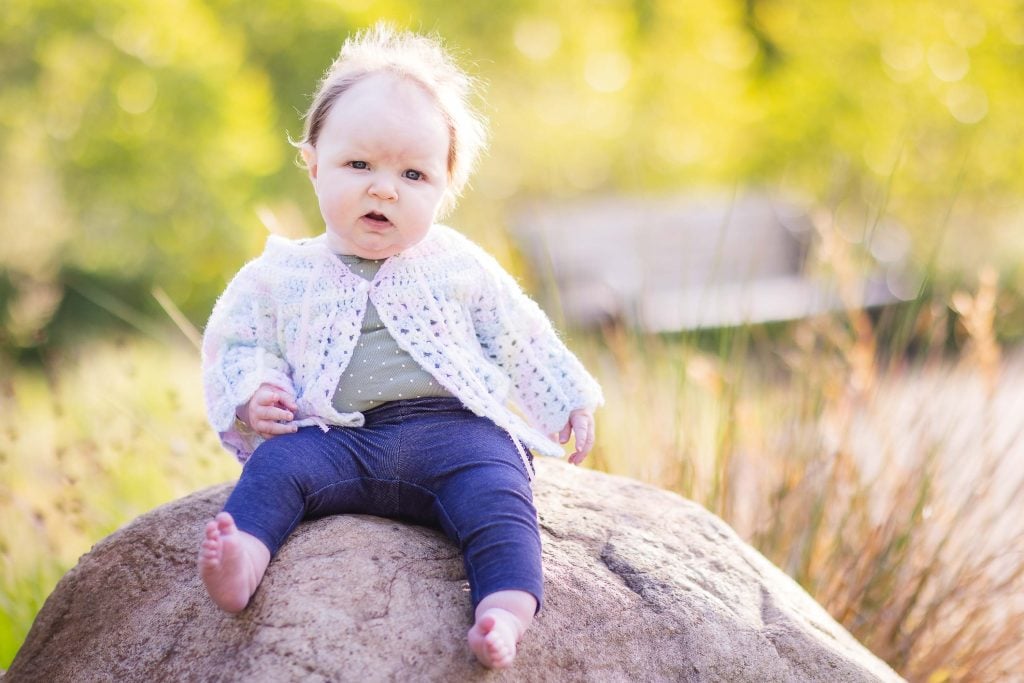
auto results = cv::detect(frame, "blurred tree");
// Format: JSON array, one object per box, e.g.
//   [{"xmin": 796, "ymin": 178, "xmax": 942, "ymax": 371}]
[
  {"xmin": 1, "ymin": 0, "xmax": 1022, "ymax": 354},
  {"xmin": 1, "ymin": 0, "xmax": 290, "ymax": 351}
]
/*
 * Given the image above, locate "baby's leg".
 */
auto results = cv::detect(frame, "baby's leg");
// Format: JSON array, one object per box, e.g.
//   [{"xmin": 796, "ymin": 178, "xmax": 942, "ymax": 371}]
[
  {"xmin": 401, "ymin": 410, "xmax": 544, "ymax": 669},
  {"xmin": 198, "ymin": 511, "xmax": 271, "ymax": 613},
  {"xmin": 198, "ymin": 427, "xmax": 371, "ymax": 613},
  {"xmin": 467, "ymin": 589, "xmax": 537, "ymax": 669}
]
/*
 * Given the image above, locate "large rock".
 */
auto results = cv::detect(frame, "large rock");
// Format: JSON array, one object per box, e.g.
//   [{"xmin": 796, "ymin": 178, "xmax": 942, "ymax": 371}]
[{"xmin": 6, "ymin": 460, "xmax": 902, "ymax": 682}]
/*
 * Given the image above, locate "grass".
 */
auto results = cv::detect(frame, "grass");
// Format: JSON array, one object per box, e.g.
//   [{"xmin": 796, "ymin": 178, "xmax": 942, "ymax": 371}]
[
  {"xmin": 570, "ymin": 263, "xmax": 1024, "ymax": 681},
  {"xmin": 0, "ymin": 338, "xmax": 237, "ymax": 663},
  {"xmin": 1, "ymin": 277, "xmax": 1022, "ymax": 680}
]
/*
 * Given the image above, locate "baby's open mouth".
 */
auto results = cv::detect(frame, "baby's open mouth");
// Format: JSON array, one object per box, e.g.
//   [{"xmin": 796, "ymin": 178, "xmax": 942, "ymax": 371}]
[{"xmin": 364, "ymin": 212, "xmax": 389, "ymax": 223}]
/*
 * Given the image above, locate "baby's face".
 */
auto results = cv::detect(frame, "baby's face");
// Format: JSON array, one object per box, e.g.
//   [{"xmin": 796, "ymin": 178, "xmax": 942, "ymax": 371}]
[{"xmin": 302, "ymin": 73, "xmax": 450, "ymax": 259}]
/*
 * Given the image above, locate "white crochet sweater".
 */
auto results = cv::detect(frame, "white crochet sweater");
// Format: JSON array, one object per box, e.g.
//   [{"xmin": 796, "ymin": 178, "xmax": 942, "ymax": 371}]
[{"xmin": 202, "ymin": 224, "xmax": 603, "ymax": 467}]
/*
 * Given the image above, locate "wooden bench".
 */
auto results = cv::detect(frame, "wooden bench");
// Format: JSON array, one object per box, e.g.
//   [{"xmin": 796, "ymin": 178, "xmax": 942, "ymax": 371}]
[{"xmin": 511, "ymin": 193, "xmax": 898, "ymax": 331}]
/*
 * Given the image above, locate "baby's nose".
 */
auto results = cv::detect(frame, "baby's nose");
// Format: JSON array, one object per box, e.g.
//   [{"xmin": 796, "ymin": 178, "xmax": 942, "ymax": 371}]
[{"xmin": 368, "ymin": 177, "xmax": 398, "ymax": 200}]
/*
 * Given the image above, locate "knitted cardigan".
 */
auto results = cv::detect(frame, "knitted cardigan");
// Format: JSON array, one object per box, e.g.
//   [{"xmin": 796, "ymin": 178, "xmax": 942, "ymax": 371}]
[{"xmin": 202, "ymin": 224, "xmax": 604, "ymax": 469}]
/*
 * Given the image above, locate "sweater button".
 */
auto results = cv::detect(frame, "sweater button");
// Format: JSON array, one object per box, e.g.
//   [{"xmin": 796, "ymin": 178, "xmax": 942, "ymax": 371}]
[{"xmin": 357, "ymin": 281, "xmax": 369, "ymax": 293}]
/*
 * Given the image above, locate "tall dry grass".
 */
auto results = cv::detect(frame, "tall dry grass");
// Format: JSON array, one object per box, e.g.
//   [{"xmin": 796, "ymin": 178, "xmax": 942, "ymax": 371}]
[
  {"xmin": 0, "ymin": 339, "xmax": 237, "ymax": 664},
  {"xmin": 572, "ymin": 236, "xmax": 1024, "ymax": 681},
  {"xmin": 1, "ymin": 270, "xmax": 1022, "ymax": 680}
]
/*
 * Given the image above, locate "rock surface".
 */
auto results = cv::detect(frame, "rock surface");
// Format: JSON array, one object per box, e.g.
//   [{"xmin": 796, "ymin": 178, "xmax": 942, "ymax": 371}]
[{"xmin": 7, "ymin": 460, "xmax": 902, "ymax": 682}]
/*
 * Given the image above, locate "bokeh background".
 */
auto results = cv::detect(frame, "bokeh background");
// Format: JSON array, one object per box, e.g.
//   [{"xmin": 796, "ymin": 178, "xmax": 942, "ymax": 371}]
[{"xmin": 2, "ymin": 1, "xmax": 1023, "ymax": 679}]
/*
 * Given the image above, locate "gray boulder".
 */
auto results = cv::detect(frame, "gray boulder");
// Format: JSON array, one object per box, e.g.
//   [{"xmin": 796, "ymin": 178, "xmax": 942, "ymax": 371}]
[{"xmin": 6, "ymin": 460, "xmax": 902, "ymax": 682}]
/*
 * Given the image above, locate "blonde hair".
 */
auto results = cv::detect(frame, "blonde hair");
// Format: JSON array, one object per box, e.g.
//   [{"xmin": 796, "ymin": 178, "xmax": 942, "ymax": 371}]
[{"xmin": 297, "ymin": 23, "xmax": 488, "ymax": 211}]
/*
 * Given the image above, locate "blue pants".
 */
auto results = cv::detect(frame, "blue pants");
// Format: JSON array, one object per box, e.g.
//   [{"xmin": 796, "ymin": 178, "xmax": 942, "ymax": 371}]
[{"xmin": 223, "ymin": 397, "xmax": 543, "ymax": 610}]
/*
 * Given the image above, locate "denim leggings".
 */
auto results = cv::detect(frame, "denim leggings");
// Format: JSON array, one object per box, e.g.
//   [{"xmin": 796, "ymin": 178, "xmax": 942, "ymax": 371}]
[{"xmin": 223, "ymin": 397, "xmax": 543, "ymax": 610}]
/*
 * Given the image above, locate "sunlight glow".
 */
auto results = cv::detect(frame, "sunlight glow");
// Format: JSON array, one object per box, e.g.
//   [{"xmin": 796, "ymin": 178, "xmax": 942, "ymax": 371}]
[
  {"xmin": 944, "ymin": 83, "xmax": 988, "ymax": 124},
  {"xmin": 927, "ymin": 43, "xmax": 969, "ymax": 82},
  {"xmin": 584, "ymin": 51, "xmax": 631, "ymax": 92},
  {"xmin": 514, "ymin": 19, "xmax": 562, "ymax": 61}
]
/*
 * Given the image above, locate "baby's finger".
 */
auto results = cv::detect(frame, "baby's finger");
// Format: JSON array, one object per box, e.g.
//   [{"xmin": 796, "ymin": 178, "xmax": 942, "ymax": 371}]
[
  {"xmin": 267, "ymin": 390, "xmax": 297, "ymax": 411},
  {"xmin": 255, "ymin": 420, "xmax": 298, "ymax": 438},
  {"xmin": 256, "ymin": 385, "xmax": 276, "ymax": 398},
  {"xmin": 257, "ymin": 405, "xmax": 294, "ymax": 423},
  {"xmin": 558, "ymin": 423, "xmax": 571, "ymax": 444},
  {"xmin": 568, "ymin": 415, "xmax": 594, "ymax": 465},
  {"xmin": 583, "ymin": 415, "xmax": 597, "ymax": 453},
  {"xmin": 573, "ymin": 414, "xmax": 592, "ymax": 449}
]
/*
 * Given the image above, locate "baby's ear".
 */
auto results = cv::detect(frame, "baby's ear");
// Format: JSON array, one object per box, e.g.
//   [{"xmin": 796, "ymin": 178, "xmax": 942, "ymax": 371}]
[{"xmin": 300, "ymin": 144, "xmax": 318, "ymax": 182}]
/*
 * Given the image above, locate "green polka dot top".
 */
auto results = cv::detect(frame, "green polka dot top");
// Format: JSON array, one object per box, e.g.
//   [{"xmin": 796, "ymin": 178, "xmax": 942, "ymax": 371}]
[{"xmin": 332, "ymin": 254, "xmax": 454, "ymax": 414}]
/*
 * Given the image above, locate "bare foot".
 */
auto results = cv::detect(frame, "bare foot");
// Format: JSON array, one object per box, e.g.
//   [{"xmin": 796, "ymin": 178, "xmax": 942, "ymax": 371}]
[
  {"xmin": 468, "ymin": 608, "xmax": 523, "ymax": 669},
  {"xmin": 198, "ymin": 512, "xmax": 270, "ymax": 613}
]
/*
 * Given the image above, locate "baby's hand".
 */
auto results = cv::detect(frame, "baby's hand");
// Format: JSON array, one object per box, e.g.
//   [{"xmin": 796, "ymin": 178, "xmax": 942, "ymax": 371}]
[
  {"xmin": 237, "ymin": 384, "xmax": 299, "ymax": 440},
  {"xmin": 557, "ymin": 408, "xmax": 595, "ymax": 466}
]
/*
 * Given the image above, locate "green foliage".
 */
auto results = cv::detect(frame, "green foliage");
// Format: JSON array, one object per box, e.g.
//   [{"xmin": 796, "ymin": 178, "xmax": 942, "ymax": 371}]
[
  {"xmin": 4, "ymin": 3, "xmax": 1024, "ymax": 677},
  {"xmin": 2, "ymin": 1, "xmax": 1024, "ymax": 353}
]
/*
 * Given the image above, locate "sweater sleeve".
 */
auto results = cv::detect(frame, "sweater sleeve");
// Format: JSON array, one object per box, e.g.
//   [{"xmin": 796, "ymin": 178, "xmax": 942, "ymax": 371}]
[
  {"xmin": 467, "ymin": 243, "xmax": 604, "ymax": 434},
  {"xmin": 201, "ymin": 260, "xmax": 295, "ymax": 462}
]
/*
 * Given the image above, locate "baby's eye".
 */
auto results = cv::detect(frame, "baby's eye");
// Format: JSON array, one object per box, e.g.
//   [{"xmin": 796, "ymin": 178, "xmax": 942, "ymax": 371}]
[
  {"xmin": 349, "ymin": 160, "xmax": 368, "ymax": 170},
  {"xmin": 403, "ymin": 169, "xmax": 423, "ymax": 181}
]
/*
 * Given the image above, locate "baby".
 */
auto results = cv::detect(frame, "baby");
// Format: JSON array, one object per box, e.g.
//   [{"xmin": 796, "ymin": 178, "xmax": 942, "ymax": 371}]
[{"xmin": 197, "ymin": 24, "xmax": 602, "ymax": 669}]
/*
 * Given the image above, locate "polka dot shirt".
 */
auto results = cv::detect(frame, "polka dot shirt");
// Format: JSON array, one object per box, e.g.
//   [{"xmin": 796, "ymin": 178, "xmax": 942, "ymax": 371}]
[{"xmin": 331, "ymin": 254, "xmax": 454, "ymax": 413}]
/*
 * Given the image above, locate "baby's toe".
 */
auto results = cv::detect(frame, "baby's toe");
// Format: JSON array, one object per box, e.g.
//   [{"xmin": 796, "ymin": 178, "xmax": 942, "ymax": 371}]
[
  {"xmin": 493, "ymin": 648, "xmax": 513, "ymax": 668},
  {"xmin": 215, "ymin": 512, "xmax": 236, "ymax": 533},
  {"xmin": 487, "ymin": 638, "xmax": 511, "ymax": 660}
]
